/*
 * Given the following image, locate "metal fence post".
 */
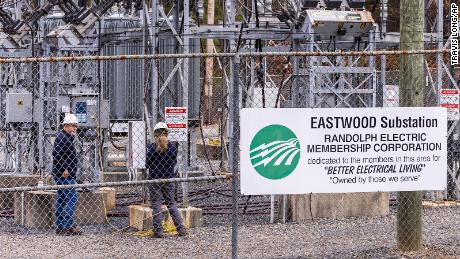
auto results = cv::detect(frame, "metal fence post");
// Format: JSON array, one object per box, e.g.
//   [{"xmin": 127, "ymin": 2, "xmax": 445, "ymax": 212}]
[{"xmin": 230, "ymin": 53, "xmax": 240, "ymax": 259}]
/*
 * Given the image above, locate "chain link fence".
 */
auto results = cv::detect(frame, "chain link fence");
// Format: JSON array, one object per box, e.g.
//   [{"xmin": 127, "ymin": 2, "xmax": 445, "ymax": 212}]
[{"xmin": 0, "ymin": 49, "xmax": 459, "ymax": 257}]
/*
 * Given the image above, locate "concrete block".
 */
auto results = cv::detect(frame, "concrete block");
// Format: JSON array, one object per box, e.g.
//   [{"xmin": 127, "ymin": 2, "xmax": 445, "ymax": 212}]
[
  {"xmin": 74, "ymin": 191, "xmax": 107, "ymax": 225},
  {"xmin": 159, "ymin": 205, "xmax": 203, "ymax": 228},
  {"xmin": 178, "ymin": 206, "xmax": 203, "ymax": 228},
  {"xmin": 289, "ymin": 192, "xmax": 389, "ymax": 221},
  {"xmin": 99, "ymin": 187, "xmax": 116, "ymax": 210},
  {"xmin": 14, "ymin": 191, "xmax": 55, "ymax": 229},
  {"xmin": 339, "ymin": 192, "xmax": 389, "ymax": 218},
  {"xmin": 289, "ymin": 194, "xmax": 312, "ymax": 222},
  {"xmin": 14, "ymin": 190, "xmax": 107, "ymax": 229},
  {"xmin": 129, "ymin": 204, "xmax": 153, "ymax": 231},
  {"xmin": 0, "ymin": 193, "xmax": 13, "ymax": 211},
  {"xmin": 102, "ymin": 172, "xmax": 128, "ymax": 183},
  {"xmin": 0, "ymin": 175, "xmax": 40, "ymax": 210},
  {"xmin": 130, "ymin": 204, "xmax": 203, "ymax": 231}
]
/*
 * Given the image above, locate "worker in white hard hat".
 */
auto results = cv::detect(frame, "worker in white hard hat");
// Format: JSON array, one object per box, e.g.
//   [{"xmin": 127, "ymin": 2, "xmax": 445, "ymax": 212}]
[
  {"xmin": 52, "ymin": 113, "xmax": 82, "ymax": 235},
  {"xmin": 146, "ymin": 122, "xmax": 187, "ymax": 238}
]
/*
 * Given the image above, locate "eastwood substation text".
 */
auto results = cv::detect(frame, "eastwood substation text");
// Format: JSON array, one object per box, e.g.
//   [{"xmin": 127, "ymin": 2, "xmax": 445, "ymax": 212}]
[
  {"xmin": 310, "ymin": 116, "xmax": 437, "ymax": 129},
  {"xmin": 307, "ymin": 115, "xmax": 442, "ymax": 153}
]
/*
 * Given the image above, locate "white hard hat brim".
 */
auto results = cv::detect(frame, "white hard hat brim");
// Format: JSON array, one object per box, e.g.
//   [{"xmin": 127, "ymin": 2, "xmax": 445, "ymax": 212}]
[{"xmin": 62, "ymin": 114, "xmax": 79, "ymax": 125}]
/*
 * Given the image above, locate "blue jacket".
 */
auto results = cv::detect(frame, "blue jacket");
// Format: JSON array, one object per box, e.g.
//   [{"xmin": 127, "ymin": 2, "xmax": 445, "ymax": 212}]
[
  {"xmin": 146, "ymin": 142, "xmax": 177, "ymax": 179},
  {"xmin": 52, "ymin": 130, "xmax": 78, "ymax": 179}
]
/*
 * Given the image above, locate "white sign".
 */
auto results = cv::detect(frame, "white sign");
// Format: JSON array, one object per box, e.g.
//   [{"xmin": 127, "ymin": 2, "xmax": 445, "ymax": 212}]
[
  {"xmin": 241, "ymin": 107, "xmax": 447, "ymax": 195},
  {"xmin": 440, "ymin": 89, "xmax": 459, "ymax": 121},
  {"xmin": 165, "ymin": 107, "xmax": 188, "ymax": 141},
  {"xmin": 383, "ymin": 85, "xmax": 399, "ymax": 107}
]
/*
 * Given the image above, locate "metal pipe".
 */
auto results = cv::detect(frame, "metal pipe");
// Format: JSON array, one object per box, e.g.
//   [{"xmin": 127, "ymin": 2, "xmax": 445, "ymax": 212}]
[
  {"xmin": 270, "ymin": 194, "xmax": 275, "ymax": 223},
  {"xmin": 230, "ymin": 54, "xmax": 240, "ymax": 259},
  {"xmin": 0, "ymin": 175, "xmax": 231, "ymax": 193},
  {"xmin": 20, "ymin": 191, "xmax": 24, "ymax": 225},
  {"xmin": 0, "ymin": 49, "xmax": 449, "ymax": 64},
  {"xmin": 179, "ymin": 0, "xmax": 191, "ymax": 208},
  {"xmin": 282, "ymin": 194, "xmax": 287, "ymax": 223}
]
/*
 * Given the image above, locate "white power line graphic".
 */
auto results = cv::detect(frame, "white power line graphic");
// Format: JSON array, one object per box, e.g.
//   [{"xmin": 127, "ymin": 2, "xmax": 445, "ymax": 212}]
[{"xmin": 250, "ymin": 138, "xmax": 300, "ymax": 167}]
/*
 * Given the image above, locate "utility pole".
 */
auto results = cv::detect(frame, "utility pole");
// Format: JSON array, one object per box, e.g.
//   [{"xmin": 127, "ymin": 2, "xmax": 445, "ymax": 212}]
[
  {"xmin": 204, "ymin": 0, "xmax": 215, "ymax": 124},
  {"xmin": 397, "ymin": 0, "xmax": 424, "ymax": 251}
]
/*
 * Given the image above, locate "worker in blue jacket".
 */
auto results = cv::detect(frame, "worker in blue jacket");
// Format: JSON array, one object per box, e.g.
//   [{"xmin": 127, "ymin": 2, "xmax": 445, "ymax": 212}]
[
  {"xmin": 52, "ymin": 113, "xmax": 82, "ymax": 236},
  {"xmin": 146, "ymin": 122, "xmax": 187, "ymax": 238}
]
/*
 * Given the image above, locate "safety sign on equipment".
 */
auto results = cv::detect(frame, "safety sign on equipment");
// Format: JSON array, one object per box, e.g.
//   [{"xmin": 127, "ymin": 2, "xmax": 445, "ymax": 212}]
[
  {"xmin": 75, "ymin": 101, "xmax": 87, "ymax": 123},
  {"xmin": 440, "ymin": 89, "xmax": 459, "ymax": 121},
  {"xmin": 165, "ymin": 107, "xmax": 188, "ymax": 142}
]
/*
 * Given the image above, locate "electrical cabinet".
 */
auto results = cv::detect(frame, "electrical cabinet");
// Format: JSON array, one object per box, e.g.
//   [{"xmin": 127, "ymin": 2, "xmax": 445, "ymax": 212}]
[
  {"xmin": 5, "ymin": 91, "xmax": 33, "ymax": 123},
  {"xmin": 56, "ymin": 89, "xmax": 109, "ymax": 129}
]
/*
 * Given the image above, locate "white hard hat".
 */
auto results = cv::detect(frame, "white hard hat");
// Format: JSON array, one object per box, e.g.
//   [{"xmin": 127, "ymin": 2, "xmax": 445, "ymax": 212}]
[
  {"xmin": 62, "ymin": 113, "xmax": 79, "ymax": 125},
  {"xmin": 154, "ymin": 122, "xmax": 168, "ymax": 132}
]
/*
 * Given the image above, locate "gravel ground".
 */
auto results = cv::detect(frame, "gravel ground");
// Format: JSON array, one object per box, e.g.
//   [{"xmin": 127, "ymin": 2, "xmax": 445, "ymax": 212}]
[{"xmin": 0, "ymin": 206, "xmax": 459, "ymax": 258}]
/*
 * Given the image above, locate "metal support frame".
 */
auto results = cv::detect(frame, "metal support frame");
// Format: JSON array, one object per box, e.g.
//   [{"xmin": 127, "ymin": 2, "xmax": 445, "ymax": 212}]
[{"xmin": 296, "ymin": 20, "xmax": 377, "ymax": 109}]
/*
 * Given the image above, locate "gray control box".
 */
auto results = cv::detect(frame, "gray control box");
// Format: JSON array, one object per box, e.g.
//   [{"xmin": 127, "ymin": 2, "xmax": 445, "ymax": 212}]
[
  {"xmin": 71, "ymin": 96, "xmax": 99, "ymax": 128},
  {"xmin": 58, "ymin": 90, "xmax": 108, "ymax": 129},
  {"xmin": 67, "ymin": 88, "xmax": 99, "ymax": 128},
  {"xmin": 5, "ymin": 92, "xmax": 33, "ymax": 123}
]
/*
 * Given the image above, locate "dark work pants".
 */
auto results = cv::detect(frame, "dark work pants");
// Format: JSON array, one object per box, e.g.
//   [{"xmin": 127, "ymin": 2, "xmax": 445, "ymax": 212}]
[
  {"xmin": 148, "ymin": 182, "xmax": 185, "ymax": 235},
  {"xmin": 54, "ymin": 178, "xmax": 77, "ymax": 230}
]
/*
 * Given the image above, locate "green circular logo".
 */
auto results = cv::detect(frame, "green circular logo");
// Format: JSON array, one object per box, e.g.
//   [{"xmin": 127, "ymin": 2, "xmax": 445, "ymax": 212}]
[{"xmin": 250, "ymin": 124, "xmax": 300, "ymax": 180}]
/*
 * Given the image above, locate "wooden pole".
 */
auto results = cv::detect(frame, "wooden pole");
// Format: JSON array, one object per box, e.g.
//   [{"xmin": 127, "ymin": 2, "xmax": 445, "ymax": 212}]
[
  {"xmin": 397, "ymin": 0, "xmax": 425, "ymax": 251},
  {"xmin": 204, "ymin": 0, "xmax": 215, "ymax": 124}
]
